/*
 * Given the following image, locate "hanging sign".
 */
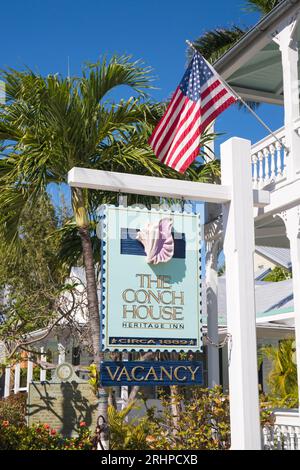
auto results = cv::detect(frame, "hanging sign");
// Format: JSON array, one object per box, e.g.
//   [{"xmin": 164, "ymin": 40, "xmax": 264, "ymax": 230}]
[
  {"xmin": 99, "ymin": 205, "xmax": 202, "ymax": 352},
  {"xmin": 100, "ymin": 361, "xmax": 204, "ymax": 387}
]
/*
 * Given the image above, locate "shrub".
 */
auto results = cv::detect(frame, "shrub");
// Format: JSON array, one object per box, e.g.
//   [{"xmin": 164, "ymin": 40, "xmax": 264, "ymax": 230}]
[
  {"xmin": 0, "ymin": 393, "xmax": 27, "ymax": 426},
  {"xmin": 0, "ymin": 421, "xmax": 93, "ymax": 450},
  {"xmin": 108, "ymin": 402, "xmax": 152, "ymax": 450},
  {"xmin": 144, "ymin": 386, "xmax": 231, "ymax": 450}
]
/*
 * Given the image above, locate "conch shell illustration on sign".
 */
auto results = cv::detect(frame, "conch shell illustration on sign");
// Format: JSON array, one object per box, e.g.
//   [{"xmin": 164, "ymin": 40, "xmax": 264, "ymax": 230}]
[{"xmin": 136, "ymin": 217, "xmax": 174, "ymax": 264}]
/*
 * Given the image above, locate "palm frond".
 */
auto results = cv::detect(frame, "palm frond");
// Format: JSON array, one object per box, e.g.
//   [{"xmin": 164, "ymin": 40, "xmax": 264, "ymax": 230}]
[
  {"xmin": 244, "ymin": 0, "xmax": 282, "ymax": 15},
  {"xmin": 190, "ymin": 27, "xmax": 245, "ymax": 63}
]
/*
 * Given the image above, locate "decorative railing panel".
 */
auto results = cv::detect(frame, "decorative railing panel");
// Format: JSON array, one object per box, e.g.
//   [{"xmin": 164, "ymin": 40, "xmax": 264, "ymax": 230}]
[
  {"xmin": 251, "ymin": 126, "xmax": 287, "ymax": 188},
  {"xmin": 262, "ymin": 425, "xmax": 300, "ymax": 450},
  {"xmin": 251, "ymin": 119, "xmax": 300, "ymax": 189}
]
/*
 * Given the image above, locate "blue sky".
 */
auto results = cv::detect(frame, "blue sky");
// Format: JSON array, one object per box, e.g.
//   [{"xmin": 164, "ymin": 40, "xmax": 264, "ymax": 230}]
[{"xmin": 1, "ymin": 0, "xmax": 283, "ymax": 208}]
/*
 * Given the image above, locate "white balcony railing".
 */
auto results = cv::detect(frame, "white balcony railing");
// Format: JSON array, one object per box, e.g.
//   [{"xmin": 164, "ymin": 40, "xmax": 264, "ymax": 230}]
[
  {"xmin": 251, "ymin": 119, "xmax": 300, "ymax": 189},
  {"xmin": 262, "ymin": 409, "xmax": 300, "ymax": 450},
  {"xmin": 251, "ymin": 126, "xmax": 287, "ymax": 189}
]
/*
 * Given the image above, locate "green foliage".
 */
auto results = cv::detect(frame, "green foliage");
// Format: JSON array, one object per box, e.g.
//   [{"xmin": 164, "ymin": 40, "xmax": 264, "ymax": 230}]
[
  {"xmin": 87, "ymin": 363, "xmax": 99, "ymax": 394},
  {"xmin": 192, "ymin": 27, "xmax": 245, "ymax": 63},
  {"xmin": 0, "ymin": 388, "xmax": 276, "ymax": 450},
  {"xmin": 107, "ymin": 387, "xmax": 274, "ymax": 450},
  {"xmin": 259, "ymin": 339, "xmax": 298, "ymax": 407},
  {"xmin": 144, "ymin": 386, "xmax": 231, "ymax": 450},
  {"xmin": 0, "ymin": 196, "xmax": 70, "ymax": 359},
  {"xmin": 245, "ymin": 0, "xmax": 282, "ymax": 15},
  {"xmin": 263, "ymin": 266, "xmax": 292, "ymax": 282},
  {"xmin": 0, "ymin": 421, "xmax": 93, "ymax": 450},
  {"xmin": 0, "ymin": 57, "xmax": 216, "ymax": 256},
  {"xmin": 108, "ymin": 402, "xmax": 151, "ymax": 450}
]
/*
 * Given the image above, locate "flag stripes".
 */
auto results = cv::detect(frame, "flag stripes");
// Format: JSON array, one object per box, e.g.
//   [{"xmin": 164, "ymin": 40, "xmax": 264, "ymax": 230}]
[{"xmin": 149, "ymin": 52, "xmax": 237, "ymax": 173}]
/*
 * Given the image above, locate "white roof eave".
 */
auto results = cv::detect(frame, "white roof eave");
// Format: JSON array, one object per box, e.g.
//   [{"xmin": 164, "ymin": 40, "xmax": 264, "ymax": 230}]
[{"xmin": 214, "ymin": 0, "xmax": 300, "ymax": 82}]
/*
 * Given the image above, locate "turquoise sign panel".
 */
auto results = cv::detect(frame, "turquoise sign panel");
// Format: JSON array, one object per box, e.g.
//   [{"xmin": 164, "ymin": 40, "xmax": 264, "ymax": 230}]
[
  {"xmin": 99, "ymin": 205, "xmax": 202, "ymax": 352},
  {"xmin": 100, "ymin": 361, "xmax": 204, "ymax": 386}
]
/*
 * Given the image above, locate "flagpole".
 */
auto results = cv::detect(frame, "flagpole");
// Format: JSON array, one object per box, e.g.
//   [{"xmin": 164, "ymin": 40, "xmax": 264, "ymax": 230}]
[{"xmin": 186, "ymin": 40, "xmax": 289, "ymax": 154}]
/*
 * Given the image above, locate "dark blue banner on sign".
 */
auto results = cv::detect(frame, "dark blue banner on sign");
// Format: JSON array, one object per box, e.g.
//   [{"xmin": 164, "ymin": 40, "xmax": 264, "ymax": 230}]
[{"xmin": 100, "ymin": 361, "xmax": 203, "ymax": 386}]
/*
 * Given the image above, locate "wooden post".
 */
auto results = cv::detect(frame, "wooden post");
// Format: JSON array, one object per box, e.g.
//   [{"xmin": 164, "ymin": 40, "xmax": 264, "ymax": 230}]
[{"xmin": 221, "ymin": 137, "xmax": 261, "ymax": 450}]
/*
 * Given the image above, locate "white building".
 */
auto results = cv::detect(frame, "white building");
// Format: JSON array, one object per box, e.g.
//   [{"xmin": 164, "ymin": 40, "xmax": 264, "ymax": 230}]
[{"xmin": 203, "ymin": 0, "xmax": 300, "ymax": 447}]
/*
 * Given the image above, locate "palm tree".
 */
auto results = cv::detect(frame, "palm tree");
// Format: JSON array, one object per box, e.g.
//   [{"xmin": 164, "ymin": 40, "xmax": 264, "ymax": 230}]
[
  {"xmin": 191, "ymin": 0, "xmax": 282, "ymax": 62},
  {"xmin": 0, "ymin": 56, "xmax": 217, "ymax": 376},
  {"xmin": 259, "ymin": 339, "xmax": 298, "ymax": 407}
]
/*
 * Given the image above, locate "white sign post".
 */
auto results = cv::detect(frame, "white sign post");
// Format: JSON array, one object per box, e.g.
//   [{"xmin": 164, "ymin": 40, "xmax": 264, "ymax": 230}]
[
  {"xmin": 221, "ymin": 138, "xmax": 261, "ymax": 450},
  {"xmin": 68, "ymin": 136, "xmax": 266, "ymax": 450}
]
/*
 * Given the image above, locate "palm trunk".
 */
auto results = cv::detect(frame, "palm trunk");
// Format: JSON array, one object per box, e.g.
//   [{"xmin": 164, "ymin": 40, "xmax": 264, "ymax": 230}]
[
  {"xmin": 77, "ymin": 225, "xmax": 101, "ymax": 362},
  {"xmin": 72, "ymin": 187, "xmax": 108, "ymax": 448}
]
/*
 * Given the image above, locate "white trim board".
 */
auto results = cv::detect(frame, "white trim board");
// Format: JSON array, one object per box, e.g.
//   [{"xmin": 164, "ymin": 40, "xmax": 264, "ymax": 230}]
[{"xmin": 68, "ymin": 167, "xmax": 270, "ymax": 208}]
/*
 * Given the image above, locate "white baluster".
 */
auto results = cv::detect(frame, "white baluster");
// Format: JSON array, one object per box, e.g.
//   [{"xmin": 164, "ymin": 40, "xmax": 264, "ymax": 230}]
[
  {"xmin": 26, "ymin": 356, "xmax": 33, "ymax": 391},
  {"xmin": 58, "ymin": 343, "xmax": 65, "ymax": 364},
  {"xmin": 275, "ymin": 141, "xmax": 282, "ymax": 178},
  {"xmin": 262, "ymin": 427, "xmax": 268, "ymax": 449},
  {"xmin": 252, "ymin": 154, "xmax": 258, "ymax": 188},
  {"xmin": 40, "ymin": 347, "xmax": 46, "ymax": 381},
  {"xmin": 269, "ymin": 144, "xmax": 276, "ymax": 181},
  {"xmin": 276, "ymin": 426, "xmax": 282, "ymax": 449},
  {"xmin": 258, "ymin": 151, "xmax": 264, "ymax": 187},
  {"xmin": 4, "ymin": 366, "xmax": 11, "ymax": 397},
  {"xmin": 14, "ymin": 363, "xmax": 20, "ymax": 394},
  {"xmin": 290, "ymin": 426, "xmax": 295, "ymax": 450},
  {"xmin": 281, "ymin": 138, "xmax": 287, "ymax": 178},
  {"xmin": 264, "ymin": 147, "xmax": 270, "ymax": 182},
  {"xmin": 296, "ymin": 431, "xmax": 300, "ymax": 450},
  {"xmin": 284, "ymin": 426, "xmax": 290, "ymax": 450}
]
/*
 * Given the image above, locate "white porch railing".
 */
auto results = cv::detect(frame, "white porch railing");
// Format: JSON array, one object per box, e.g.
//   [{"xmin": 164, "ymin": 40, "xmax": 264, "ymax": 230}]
[
  {"xmin": 3, "ymin": 347, "xmax": 58, "ymax": 397},
  {"xmin": 262, "ymin": 409, "xmax": 300, "ymax": 450},
  {"xmin": 251, "ymin": 119, "xmax": 300, "ymax": 189}
]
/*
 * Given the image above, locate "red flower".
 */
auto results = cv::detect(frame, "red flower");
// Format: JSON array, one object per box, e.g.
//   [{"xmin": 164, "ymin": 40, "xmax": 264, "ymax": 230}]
[
  {"xmin": 43, "ymin": 423, "xmax": 50, "ymax": 430},
  {"xmin": 2, "ymin": 420, "xmax": 9, "ymax": 427},
  {"xmin": 50, "ymin": 429, "xmax": 57, "ymax": 435},
  {"xmin": 79, "ymin": 421, "xmax": 86, "ymax": 427}
]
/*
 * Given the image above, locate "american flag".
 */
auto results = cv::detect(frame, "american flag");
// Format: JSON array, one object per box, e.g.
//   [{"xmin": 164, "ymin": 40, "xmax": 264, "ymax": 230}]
[{"xmin": 149, "ymin": 51, "xmax": 237, "ymax": 173}]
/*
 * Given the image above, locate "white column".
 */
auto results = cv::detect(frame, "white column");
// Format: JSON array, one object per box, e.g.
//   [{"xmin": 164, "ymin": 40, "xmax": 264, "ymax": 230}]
[
  {"xmin": 26, "ymin": 356, "xmax": 33, "ymax": 391},
  {"xmin": 14, "ymin": 363, "xmax": 20, "ymax": 394},
  {"xmin": 4, "ymin": 367, "xmax": 11, "ymax": 398},
  {"xmin": 277, "ymin": 207, "xmax": 300, "ymax": 412},
  {"xmin": 273, "ymin": 16, "xmax": 300, "ymax": 179},
  {"xmin": 221, "ymin": 137, "xmax": 261, "ymax": 450},
  {"xmin": 40, "ymin": 347, "xmax": 46, "ymax": 381},
  {"xmin": 205, "ymin": 233, "xmax": 221, "ymax": 387}
]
